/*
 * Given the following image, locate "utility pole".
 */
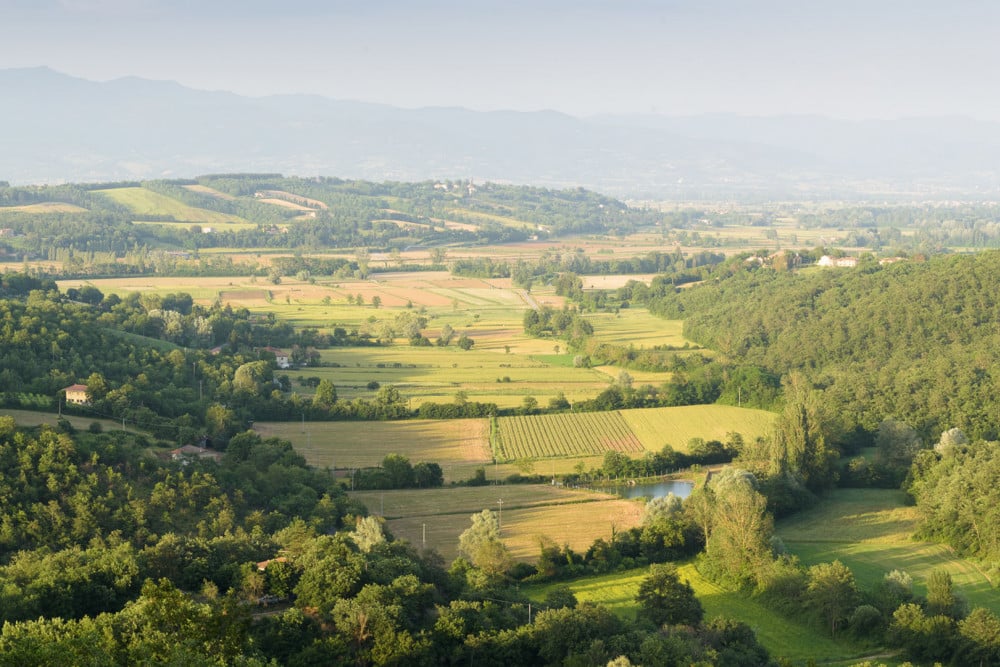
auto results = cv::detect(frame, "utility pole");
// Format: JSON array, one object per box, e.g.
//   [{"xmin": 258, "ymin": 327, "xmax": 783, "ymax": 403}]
[
  {"xmin": 422, "ymin": 522, "xmax": 426, "ymax": 548},
  {"xmin": 497, "ymin": 498, "xmax": 503, "ymax": 531}
]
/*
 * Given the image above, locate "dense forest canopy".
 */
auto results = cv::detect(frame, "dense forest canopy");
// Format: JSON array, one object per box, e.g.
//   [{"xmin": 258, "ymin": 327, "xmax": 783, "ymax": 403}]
[{"xmin": 629, "ymin": 251, "xmax": 1000, "ymax": 440}]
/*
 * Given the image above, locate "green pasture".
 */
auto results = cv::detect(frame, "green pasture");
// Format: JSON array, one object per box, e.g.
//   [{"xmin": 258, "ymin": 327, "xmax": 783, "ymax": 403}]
[
  {"xmin": 778, "ymin": 488, "xmax": 1000, "ymax": 614},
  {"xmin": 309, "ymin": 346, "xmax": 611, "ymax": 408},
  {"xmin": 619, "ymin": 404, "xmax": 777, "ymax": 452},
  {"xmin": 0, "ymin": 409, "xmax": 141, "ymax": 435},
  {"xmin": 96, "ymin": 187, "xmax": 250, "ymax": 225},
  {"xmin": 585, "ymin": 311, "xmax": 698, "ymax": 349},
  {"xmin": 523, "ymin": 564, "xmax": 868, "ymax": 664}
]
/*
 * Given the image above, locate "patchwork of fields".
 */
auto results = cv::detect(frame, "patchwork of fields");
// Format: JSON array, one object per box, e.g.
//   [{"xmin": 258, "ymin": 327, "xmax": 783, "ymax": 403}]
[
  {"xmin": 494, "ymin": 404, "xmax": 776, "ymax": 461},
  {"xmin": 261, "ymin": 404, "xmax": 775, "ymax": 482}
]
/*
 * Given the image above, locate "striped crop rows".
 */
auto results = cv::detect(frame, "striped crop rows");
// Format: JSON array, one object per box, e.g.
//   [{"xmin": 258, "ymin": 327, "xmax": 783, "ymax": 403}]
[{"xmin": 495, "ymin": 411, "xmax": 645, "ymax": 460}]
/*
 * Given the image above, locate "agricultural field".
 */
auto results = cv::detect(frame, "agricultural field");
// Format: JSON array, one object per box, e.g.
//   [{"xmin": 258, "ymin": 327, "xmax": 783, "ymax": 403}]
[
  {"xmin": 56, "ymin": 276, "xmax": 258, "ymax": 303},
  {"xmin": 0, "ymin": 408, "xmax": 134, "ymax": 434},
  {"xmin": 584, "ymin": 311, "xmax": 699, "ymax": 349},
  {"xmin": 182, "ymin": 184, "xmax": 235, "ymax": 200},
  {"xmin": 132, "ymin": 219, "xmax": 258, "ymax": 231},
  {"xmin": 495, "ymin": 412, "xmax": 644, "ymax": 459},
  {"xmin": 579, "ymin": 274, "xmax": 658, "ymax": 290},
  {"xmin": 523, "ymin": 564, "xmax": 868, "ymax": 664},
  {"xmin": 311, "ymin": 346, "xmax": 610, "ymax": 408},
  {"xmin": 96, "ymin": 186, "xmax": 249, "ymax": 225},
  {"xmin": 349, "ymin": 484, "xmax": 642, "ymax": 561},
  {"xmin": 1, "ymin": 202, "xmax": 89, "ymax": 213},
  {"xmin": 253, "ymin": 418, "xmax": 497, "ymax": 483},
  {"xmin": 492, "ymin": 405, "xmax": 777, "ymax": 460},
  {"xmin": 620, "ymin": 404, "xmax": 777, "ymax": 452},
  {"xmin": 777, "ymin": 488, "xmax": 1000, "ymax": 614}
]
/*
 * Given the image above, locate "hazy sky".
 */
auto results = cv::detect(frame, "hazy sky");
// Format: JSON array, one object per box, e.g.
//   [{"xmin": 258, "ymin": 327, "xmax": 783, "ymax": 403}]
[{"xmin": 2, "ymin": 0, "xmax": 999, "ymax": 120}]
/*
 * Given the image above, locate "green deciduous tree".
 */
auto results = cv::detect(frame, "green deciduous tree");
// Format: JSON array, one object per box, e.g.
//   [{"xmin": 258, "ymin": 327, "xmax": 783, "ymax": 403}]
[
  {"xmin": 635, "ymin": 563, "xmax": 704, "ymax": 627},
  {"xmin": 458, "ymin": 510, "xmax": 511, "ymax": 579},
  {"xmin": 805, "ymin": 560, "xmax": 859, "ymax": 636},
  {"xmin": 312, "ymin": 379, "xmax": 337, "ymax": 408}
]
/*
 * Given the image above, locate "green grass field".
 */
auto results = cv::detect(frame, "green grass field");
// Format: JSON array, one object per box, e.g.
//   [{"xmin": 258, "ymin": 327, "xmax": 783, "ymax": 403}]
[
  {"xmin": 620, "ymin": 404, "xmax": 777, "ymax": 452},
  {"xmin": 312, "ymin": 345, "xmax": 611, "ymax": 409},
  {"xmin": 523, "ymin": 563, "xmax": 869, "ymax": 664},
  {"xmin": 350, "ymin": 484, "xmax": 642, "ymax": 561},
  {"xmin": 96, "ymin": 187, "xmax": 250, "ymax": 225},
  {"xmin": 778, "ymin": 488, "xmax": 999, "ymax": 614},
  {"xmin": 585, "ymin": 311, "xmax": 699, "ymax": 349},
  {"xmin": 0, "ymin": 408, "xmax": 139, "ymax": 434}
]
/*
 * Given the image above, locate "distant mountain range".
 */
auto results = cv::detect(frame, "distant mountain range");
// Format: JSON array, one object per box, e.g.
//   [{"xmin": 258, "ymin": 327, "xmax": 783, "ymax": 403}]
[{"xmin": 4, "ymin": 67, "xmax": 1000, "ymax": 198}]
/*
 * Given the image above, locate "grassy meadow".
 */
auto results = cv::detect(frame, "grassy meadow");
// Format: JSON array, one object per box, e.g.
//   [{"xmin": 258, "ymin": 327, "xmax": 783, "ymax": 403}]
[
  {"xmin": 777, "ymin": 488, "xmax": 1000, "ymax": 614},
  {"xmin": 349, "ymin": 484, "xmax": 641, "ymax": 561},
  {"xmin": 1, "ymin": 408, "xmax": 131, "ymax": 434},
  {"xmin": 522, "ymin": 563, "xmax": 868, "ymax": 664},
  {"xmin": 584, "ymin": 311, "xmax": 698, "ymax": 349},
  {"xmin": 96, "ymin": 187, "xmax": 250, "ymax": 225}
]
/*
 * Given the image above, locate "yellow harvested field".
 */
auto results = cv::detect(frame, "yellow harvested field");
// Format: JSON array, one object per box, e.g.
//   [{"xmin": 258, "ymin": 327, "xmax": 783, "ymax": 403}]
[
  {"xmin": 259, "ymin": 198, "xmax": 313, "ymax": 211},
  {"xmin": 592, "ymin": 365, "xmax": 671, "ymax": 386},
  {"xmin": 183, "ymin": 184, "xmax": 236, "ymax": 200},
  {"xmin": 253, "ymin": 418, "xmax": 494, "ymax": 482},
  {"xmin": 56, "ymin": 276, "xmax": 260, "ymax": 302},
  {"xmin": 255, "ymin": 190, "xmax": 328, "ymax": 209},
  {"xmin": 620, "ymin": 404, "xmax": 777, "ymax": 452},
  {"xmin": 3, "ymin": 202, "xmax": 88, "ymax": 213},
  {"xmin": 350, "ymin": 485, "xmax": 641, "ymax": 561},
  {"xmin": 580, "ymin": 274, "xmax": 659, "ymax": 289}
]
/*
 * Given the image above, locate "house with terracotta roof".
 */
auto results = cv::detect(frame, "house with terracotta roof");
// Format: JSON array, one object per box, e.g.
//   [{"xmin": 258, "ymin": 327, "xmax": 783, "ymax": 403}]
[{"xmin": 64, "ymin": 384, "xmax": 90, "ymax": 405}]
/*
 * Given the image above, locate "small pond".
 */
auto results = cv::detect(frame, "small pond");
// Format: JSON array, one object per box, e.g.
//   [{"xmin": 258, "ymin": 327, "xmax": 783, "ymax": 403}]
[{"xmin": 603, "ymin": 479, "xmax": 694, "ymax": 500}]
